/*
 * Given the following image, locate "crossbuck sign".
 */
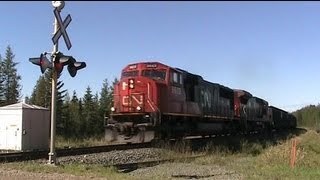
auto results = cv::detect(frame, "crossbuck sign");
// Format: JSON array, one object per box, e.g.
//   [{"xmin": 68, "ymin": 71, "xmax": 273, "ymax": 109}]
[{"xmin": 52, "ymin": 8, "xmax": 72, "ymax": 50}]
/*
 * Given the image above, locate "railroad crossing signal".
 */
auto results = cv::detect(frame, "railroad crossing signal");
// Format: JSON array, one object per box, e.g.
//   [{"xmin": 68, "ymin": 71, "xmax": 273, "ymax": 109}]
[
  {"xmin": 52, "ymin": 8, "xmax": 72, "ymax": 50},
  {"xmin": 29, "ymin": 52, "xmax": 86, "ymax": 78},
  {"xmin": 53, "ymin": 51, "xmax": 87, "ymax": 77},
  {"xmin": 29, "ymin": 53, "xmax": 52, "ymax": 74},
  {"xmin": 28, "ymin": 1, "xmax": 86, "ymax": 165}
]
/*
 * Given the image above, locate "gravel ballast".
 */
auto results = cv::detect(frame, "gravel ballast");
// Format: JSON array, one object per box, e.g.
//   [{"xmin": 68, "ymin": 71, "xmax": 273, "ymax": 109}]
[{"xmin": 0, "ymin": 147, "xmax": 243, "ymax": 179}]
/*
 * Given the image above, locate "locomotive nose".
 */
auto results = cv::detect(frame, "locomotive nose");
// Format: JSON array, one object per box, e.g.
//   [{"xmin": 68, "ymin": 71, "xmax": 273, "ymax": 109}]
[
  {"xmin": 113, "ymin": 76, "xmax": 157, "ymax": 114},
  {"xmin": 119, "ymin": 78, "xmax": 146, "ymax": 112}
]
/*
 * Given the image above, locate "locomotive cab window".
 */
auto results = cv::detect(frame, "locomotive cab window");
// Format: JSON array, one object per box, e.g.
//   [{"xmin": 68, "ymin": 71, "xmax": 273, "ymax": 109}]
[
  {"xmin": 122, "ymin": 70, "xmax": 138, "ymax": 78},
  {"xmin": 142, "ymin": 69, "xmax": 166, "ymax": 81},
  {"xmin": 170, "ymin": 71, "xmax": 183, "ymax": 85}
]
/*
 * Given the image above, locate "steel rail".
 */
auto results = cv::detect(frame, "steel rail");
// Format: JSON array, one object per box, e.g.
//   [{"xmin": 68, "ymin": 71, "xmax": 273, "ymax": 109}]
[{"xmin": 0, "ymin": 142, "xmax": 151, "ymax": 163}]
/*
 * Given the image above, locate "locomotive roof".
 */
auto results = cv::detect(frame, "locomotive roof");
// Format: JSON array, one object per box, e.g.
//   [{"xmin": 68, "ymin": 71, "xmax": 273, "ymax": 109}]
[
  {"xmin": 175, "ymin": 68, "xmax": 201, "ymax": 77},
  {"xmin": 233, "ymin": 89, "xmax": 253, "ymax": 97},
  {"xmin": 123, "ymin": 62, "xmax": 234, "ymax": 92},
  {"xmin": 269, "ymin": 106, "xmax": 289, "ymax": 113},
  {"xmin": 252, "ymin": 96, "xmax": 268, "ymax": 105},
  {"xmin": 123, "ymin": 61, "xmax": 170, "ymax": 70},
  {"xmin": 175, "ymin": 68, "xmax": 233, "ymax": 91}
]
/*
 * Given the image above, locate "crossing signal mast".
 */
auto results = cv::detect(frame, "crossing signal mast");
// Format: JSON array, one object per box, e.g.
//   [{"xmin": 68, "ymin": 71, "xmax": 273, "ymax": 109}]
[{"xmin": 28, "ymin": 1, "xmax": 86, "ymax": 165}]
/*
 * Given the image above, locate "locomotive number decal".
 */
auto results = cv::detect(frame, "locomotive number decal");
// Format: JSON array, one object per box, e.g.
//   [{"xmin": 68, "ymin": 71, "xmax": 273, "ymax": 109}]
[
  {"xmin": 122, "ymin": 82, "xmax": 128, "ymax": 90},
  {"xmin": 122, "ymin": 95, "xmax": 144, "ymax": 105}
]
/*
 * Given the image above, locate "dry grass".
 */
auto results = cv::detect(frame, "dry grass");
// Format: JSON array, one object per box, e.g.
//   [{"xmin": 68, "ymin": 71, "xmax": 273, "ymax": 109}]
[
  {"xmin": 154, "ymin": 140, "xmax": 204, "ymax": 160},
  {"xmin": 55, "ymin": 135, "xmax": 111, "ymax": 149},
  {"xmin": 234, "ymin": 130, "xmax": 320, "ymax": 179},
  {"xmin": 256, "ymin": 130, "xmax": 320, "ymax": 169},
  {"xmin": 189, "ymin": 129, "xmax": 320, "ymax": 179},
  {"xmin": 0, "ymin": 161, "xmax": 130, "ymax": 180}
]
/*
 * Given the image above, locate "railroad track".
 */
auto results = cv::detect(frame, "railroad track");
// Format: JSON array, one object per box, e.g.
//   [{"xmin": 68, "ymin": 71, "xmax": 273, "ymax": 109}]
[
  {"xmin": 0, "ymin": 142, "xmax": 151, "ymax": 163},
  {"xmin": 0, "ymin": 128, "xmax": 305, "ymax": 163}
]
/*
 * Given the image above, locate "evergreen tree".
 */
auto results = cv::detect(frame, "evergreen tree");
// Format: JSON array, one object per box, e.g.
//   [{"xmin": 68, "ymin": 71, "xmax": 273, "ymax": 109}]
[
  {"xmin": 30, "ymin": 69, "xmax": 65, "ymax": 107},
  {"xmin": 1, "ymin": 45, "xmax": 21, "ymax": 105},
  {"xmin": 292, "ymin": 105, "xmax": 320, "ymax": 129},
  {"xmin": 29, "ymin": 67, "xmax": 68, "ymax": 137},
  {"xmin": 29, "ymin": 69, "xmax": 53, "ymax": 108},
  {"xmin": 99, "ymin": 79, "xmax": 113, "ymax": 119},
  {"xmin": 67, "ymin": 91, "xmax": 82, "ymax": 137},
  {"xmin": 83, "ymin": 86, "xmax": 101, "ymax": 137},
  {"xmin": 112, "ymin": 77, "xmax": 119, "ymax": 88},
  {"xmin": 56, "ymin": 80, "xmax": 68, "ymax": 136},
  {"xmin": 29, "ymin": 76, "xmax": 49, "ymax": 107},
  {"xmin": 24, "ymin": 95, "xmax": 30, "ymax": 104},
  {"xmin": 78, "ymin": 98, "xmax": 85, "ymax": 137},
  {"xmin": 43, "ymin": 70, "xmax": 53, "ymax": 106},
  {"xmin": 60, "ymin": 91, "xmax": 70, "ymax": 136},
  {"xmin": 93, "ymin": 92, "xmax": 103, "ymax": 135},
  {"xmin": 0, "ymin": 54, "xmax": 4, "ymax": 105}
]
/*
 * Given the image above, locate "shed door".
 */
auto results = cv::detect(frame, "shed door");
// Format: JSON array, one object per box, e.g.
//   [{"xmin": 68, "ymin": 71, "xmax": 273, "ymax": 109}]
[
  {"xmin": 0, "ymin": 126, "xmax": 7, "ymax": 149},
  {"xmin": 7, "ymin": 125, "xmax": 19, "ymax": 150}
]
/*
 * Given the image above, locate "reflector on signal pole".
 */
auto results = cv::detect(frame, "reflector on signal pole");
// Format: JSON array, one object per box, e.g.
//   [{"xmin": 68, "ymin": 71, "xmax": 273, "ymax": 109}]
[{"xmin": 29, "ymin": 53, "xmax": 52, "ymax": 74}]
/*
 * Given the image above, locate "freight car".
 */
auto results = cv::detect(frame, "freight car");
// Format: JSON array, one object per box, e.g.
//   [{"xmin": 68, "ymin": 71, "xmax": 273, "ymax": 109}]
[
  {"xmin": 105, "ymin": 62, "xmax": 296, "ymax": 143},
  {"xmin": 268, "ymin": 106, "xmax": 297, "ymax": 129}
]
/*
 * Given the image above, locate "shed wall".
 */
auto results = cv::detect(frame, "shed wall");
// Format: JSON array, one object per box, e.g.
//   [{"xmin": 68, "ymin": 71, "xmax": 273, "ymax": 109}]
[
  {"xmin": 0, "ymin": 104, "xmax": 50, "ymax": 151},
  {"xmin": 22, "ymin": 109, "xmax": 50, "ymax": 151}
]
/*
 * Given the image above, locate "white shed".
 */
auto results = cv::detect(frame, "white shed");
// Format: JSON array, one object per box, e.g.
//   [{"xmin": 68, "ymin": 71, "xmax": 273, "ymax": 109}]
[{"xmin": 0, "ymin": 102, "xmax": 50, "ymax": 151}]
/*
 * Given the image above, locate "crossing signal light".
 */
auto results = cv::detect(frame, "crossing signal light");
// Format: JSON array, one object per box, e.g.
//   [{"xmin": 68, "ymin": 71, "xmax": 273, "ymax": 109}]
[
  {"xmin": 67, "ymin": 60, "xmax": 87, "ymax": 77},
  {"xmin": 29, "ymin": 53, "xmax": 52, "ymax": 74},
  {"xmin": 53, "ymin": 51, "xmax": 86, "ymax": 77}
]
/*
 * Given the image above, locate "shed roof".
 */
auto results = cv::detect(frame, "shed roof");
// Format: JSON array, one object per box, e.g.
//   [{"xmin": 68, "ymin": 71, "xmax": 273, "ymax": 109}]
[{"xmin": 0, "ymin": 102, "xmax": 48, "ymax": 110}]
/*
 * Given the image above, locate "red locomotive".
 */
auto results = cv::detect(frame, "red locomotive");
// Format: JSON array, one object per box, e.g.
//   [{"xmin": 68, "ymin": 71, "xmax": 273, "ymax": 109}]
[{"xmin": 105, "ymin": 62, "xmax": 296, "ymax": 143}]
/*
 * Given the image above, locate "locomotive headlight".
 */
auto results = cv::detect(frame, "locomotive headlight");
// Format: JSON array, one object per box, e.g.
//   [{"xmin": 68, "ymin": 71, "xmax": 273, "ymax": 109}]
[
  {"xmin": 136, "ymin": 106, "xmax": 141, "ymax": 111},
  {"xmin": 111, "ymin": 107, "xmax": 115, "ymax": 112},
  {"xmin": 129, "ymin": 79, "xmax": 135, "ymax": 89}
]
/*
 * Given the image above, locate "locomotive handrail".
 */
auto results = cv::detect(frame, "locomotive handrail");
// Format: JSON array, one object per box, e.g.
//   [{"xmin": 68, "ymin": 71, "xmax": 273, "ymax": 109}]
[{"xmin": 146, "ymin": 97, "xmax": 161, "ymax": 126}]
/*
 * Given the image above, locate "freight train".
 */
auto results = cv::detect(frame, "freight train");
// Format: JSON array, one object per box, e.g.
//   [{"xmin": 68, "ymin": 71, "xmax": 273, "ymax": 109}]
[{"xmin": 105, "ymin": 62, "xmax": 297, "ymax": 143}]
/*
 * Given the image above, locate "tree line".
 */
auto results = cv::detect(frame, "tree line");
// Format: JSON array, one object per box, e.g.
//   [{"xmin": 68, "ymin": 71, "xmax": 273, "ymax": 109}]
[
  {"xmin": 292, "ymin": 105, "xmax": 320, "ymax": 129},
  {"xmin": 0, "ymin": 45, "xmax": 117, "ymax": 139},
  {"xmin": 25, "ymin": 72, "xmax": 118, "ymax": 139}
]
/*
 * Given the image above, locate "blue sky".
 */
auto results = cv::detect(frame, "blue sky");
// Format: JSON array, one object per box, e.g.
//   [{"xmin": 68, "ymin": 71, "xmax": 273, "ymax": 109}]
[{"xmin": 0, "ymin": 1, "xmax": 319, "ymax": 112}]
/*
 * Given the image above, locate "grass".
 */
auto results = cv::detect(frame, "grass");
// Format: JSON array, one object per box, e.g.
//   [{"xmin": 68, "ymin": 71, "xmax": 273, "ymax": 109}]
[
  {"xmin": 55, "ymin": 135, "xmax": 111, "ymax": 149},
  {"xmin": 154, "ymin": 139, "xmax": 204, "ymax": 160},
  {"xmin": 1, "ymin": 128, "xmax": 320, "ymax": 179},
  {"xmin": 192, "ymin": 129, "xmax": 320, "ymax": 179},
  {"xmin": 0, "ymin": 161, "xmax": 132, "ymax": 180}
]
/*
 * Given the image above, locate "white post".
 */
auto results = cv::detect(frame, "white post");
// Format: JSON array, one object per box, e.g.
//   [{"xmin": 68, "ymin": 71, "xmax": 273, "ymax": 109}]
[{"xmin": 48, "ymin": 1, "xmax": 65, "ymax": 165}]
